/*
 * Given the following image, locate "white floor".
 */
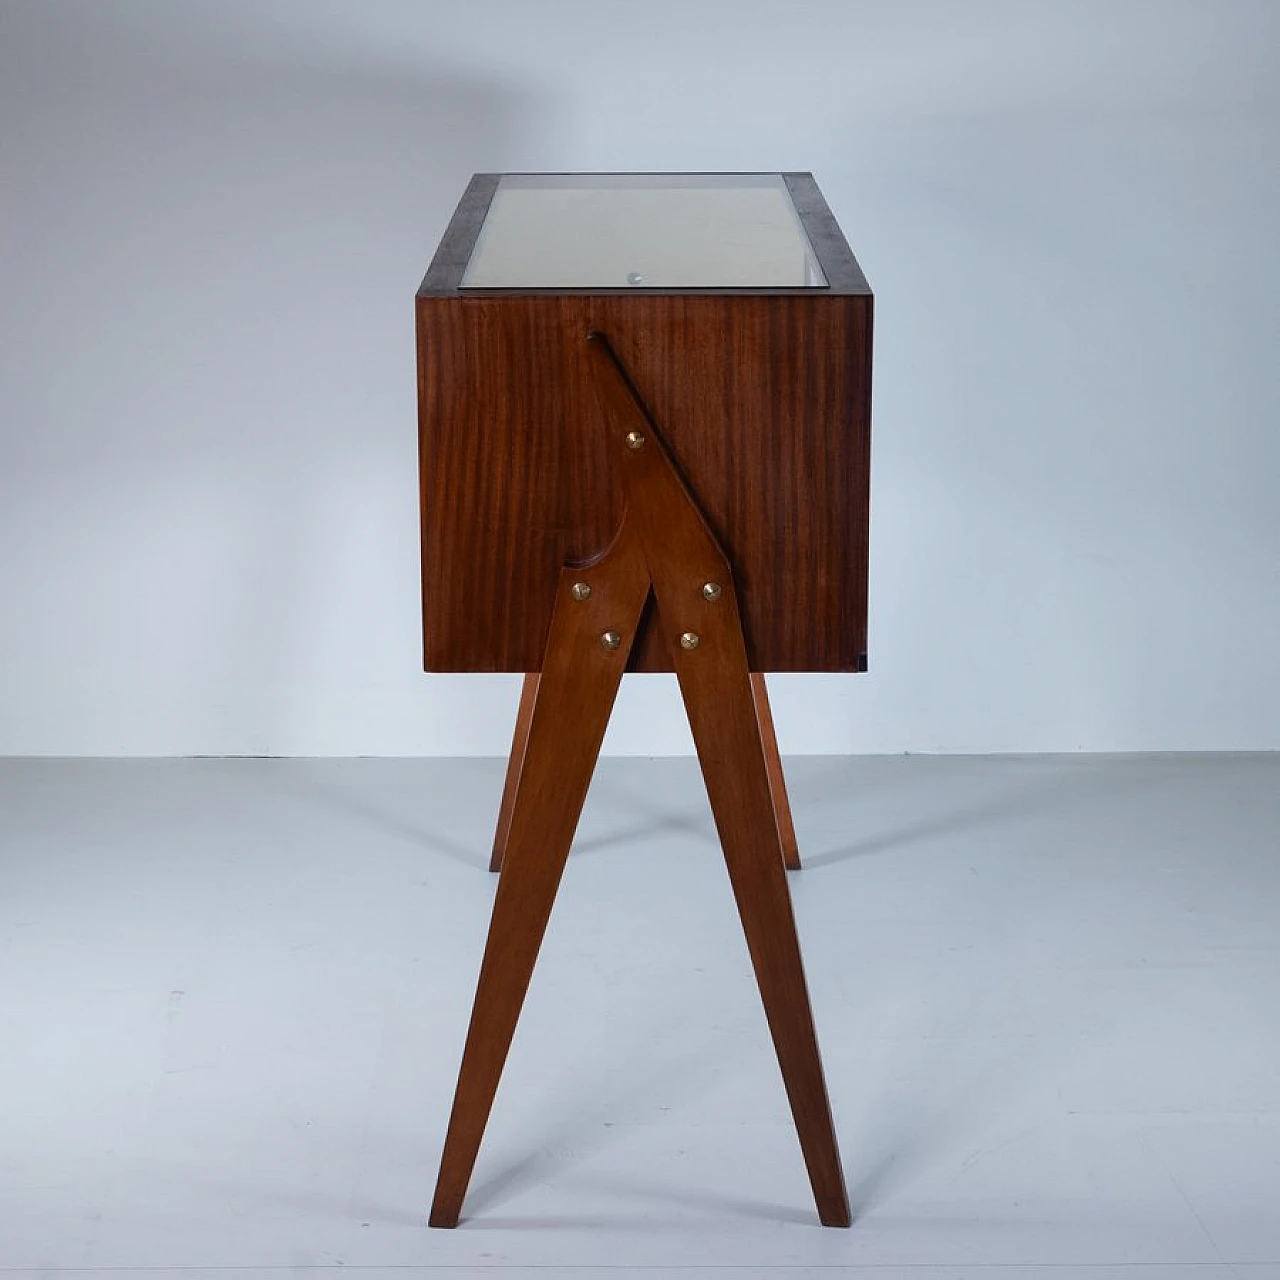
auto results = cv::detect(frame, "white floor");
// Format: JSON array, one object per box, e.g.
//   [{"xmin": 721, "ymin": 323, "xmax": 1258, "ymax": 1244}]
[{"xmin": 1, "ymin": 754, "xmax": 1278, "ymax": 1279}]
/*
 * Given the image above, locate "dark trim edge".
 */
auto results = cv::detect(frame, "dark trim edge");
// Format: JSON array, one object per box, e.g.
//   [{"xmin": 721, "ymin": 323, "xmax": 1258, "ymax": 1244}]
[
  {"xmin": 418, "ymin": 172, "xmax": 872, "ymax": 298},
  {"xmin": 783, "ymin": 173, "xmax": 871, "ymax": 296},
  {"xmin": 419, "ymin": 173, "xmax": 501, "ymax": 296}
]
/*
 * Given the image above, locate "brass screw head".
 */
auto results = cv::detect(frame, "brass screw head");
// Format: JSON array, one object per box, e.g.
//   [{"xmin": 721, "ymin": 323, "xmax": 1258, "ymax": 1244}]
[
  {"xmin": 701, "ymin": 581, "xmax": 723, "ymax": 601},
  {"xmin": 625, "ymin": 430, "xmax": 646, "ymax": 450},
  {"xmin": 600, "ymin": 630, "xmax": 622, "ymax": 650},
  {"xmin": 570, "ymin": 581, "xmax": 592, "ymax": 601},
  {"xmin": 679, "ymin": 631, "xmax": 701, "ymax": 651}
]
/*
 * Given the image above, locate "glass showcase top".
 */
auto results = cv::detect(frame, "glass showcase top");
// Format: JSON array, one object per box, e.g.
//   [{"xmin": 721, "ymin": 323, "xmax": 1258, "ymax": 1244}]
[{"xmin": 459, "ymin": 173, "xmax": 827, "ymax": 290}]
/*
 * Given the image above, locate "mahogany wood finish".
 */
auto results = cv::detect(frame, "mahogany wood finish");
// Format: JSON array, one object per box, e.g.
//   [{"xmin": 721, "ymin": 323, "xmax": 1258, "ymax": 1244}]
[
  {"xmin": 586, "ymin": 335, "xmax": 848, "ymax": 1224},
  {"xmin": 489, "ymin": 669, "xmax": 799, "ymax": 875},
  {"xmin": 429, "ymin": 523, "xmax": 651, "ymax": 1229},
  {"xmin": 488, "ymin": 672, "xmax": 539, "ymax": 872},
  {"xmin": 429, "ymin": 333, "xmax": 851, "ymax": 1229},
  {"xmin": 417, "ymin": 174, "xmax": 872, "ymax": 676},
  {"xmin": 420, "ymin": 174, "xmax": 869, "ymax": 1231},
  {"xmin": 752, "ymin": 672, "xmax": 802, "ymax": 872}
]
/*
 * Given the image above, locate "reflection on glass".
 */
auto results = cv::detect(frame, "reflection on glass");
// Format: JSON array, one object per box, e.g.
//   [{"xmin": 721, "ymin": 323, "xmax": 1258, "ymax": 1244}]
[{"xmin": 460, "ymin": 174, "xmax": 826, "ymax": 290}]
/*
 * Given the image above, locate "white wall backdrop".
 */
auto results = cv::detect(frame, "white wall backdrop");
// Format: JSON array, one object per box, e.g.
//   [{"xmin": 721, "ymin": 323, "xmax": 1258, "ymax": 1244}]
[{"xmin": 1, "ymin": 0, "xmax": 1277, "ymax": 757}]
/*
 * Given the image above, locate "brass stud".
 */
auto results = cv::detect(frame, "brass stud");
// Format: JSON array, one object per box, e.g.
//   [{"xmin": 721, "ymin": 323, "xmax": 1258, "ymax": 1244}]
[
  {"xmin": 625, "ymin": 430, "xmax": 646, "ymax": 450},
  {"xmin": 679, "ymin": 631, "xmax": 701, "ymax": 651},
  {"xmin": 600, "ymin": 630, "xmax": 622, "ymax": 650},
  {"xmin": 570, "ymin": 581, "xmax": 592, "ymax": 601},
  {"xmin": 701, "ymin": 581, "xmax": 723, "ymax": 601}
]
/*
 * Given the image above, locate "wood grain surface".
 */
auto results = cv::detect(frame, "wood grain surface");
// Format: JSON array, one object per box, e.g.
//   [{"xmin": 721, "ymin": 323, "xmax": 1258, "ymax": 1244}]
[
  {"xmin": 752, "ymin": 672, "xmax": 802, "ymax": 872},
  {"xmin": 488, "ymin": 672, "xmax": 540, "ymax": 873},
  {"xmin": 488, "ymin": 670, "xmax": 802, "ymax": 874},
  {"xmin": 430, "ymin": 335, "xmax": 850, "ymax": 1228},
  {"xmin": 417, "ymin": 291, "xmax": 872, "ymax": 671},
  {"xmin": 429, "ymin": 526, "xmax": 652, "ymax": 1229},
  {"xmin": 584, "ymin": 332, "xmax": 850, "ymax": 1225}
]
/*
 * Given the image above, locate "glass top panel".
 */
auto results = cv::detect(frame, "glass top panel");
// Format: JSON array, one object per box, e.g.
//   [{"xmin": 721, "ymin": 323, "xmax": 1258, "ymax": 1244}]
[{"xmin": 460, "ymin": 173, "xmax": 827, "ymax": 290}]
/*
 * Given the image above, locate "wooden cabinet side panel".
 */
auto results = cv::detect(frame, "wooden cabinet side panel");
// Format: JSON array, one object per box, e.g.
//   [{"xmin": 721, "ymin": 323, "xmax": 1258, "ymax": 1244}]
[{"xmin": 417, "ymin": 294, "xmax": 871, "ymax": 672}]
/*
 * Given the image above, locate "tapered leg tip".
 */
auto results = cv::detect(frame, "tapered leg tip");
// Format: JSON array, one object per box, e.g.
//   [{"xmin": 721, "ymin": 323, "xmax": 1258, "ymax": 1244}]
[
  {"xmin": 819, "ymin": 1204, "xmax": 853, "ymax": 1228},
  {"xmin": 428, "ymin": 1198, "xmax": 461, "ymax": 1229}
]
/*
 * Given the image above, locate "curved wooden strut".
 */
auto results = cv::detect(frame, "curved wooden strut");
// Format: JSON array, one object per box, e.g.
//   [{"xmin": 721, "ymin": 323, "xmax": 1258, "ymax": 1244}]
[{"xmin": 429, "ymin": 332, "xmax": 850, "ymax": 1229}]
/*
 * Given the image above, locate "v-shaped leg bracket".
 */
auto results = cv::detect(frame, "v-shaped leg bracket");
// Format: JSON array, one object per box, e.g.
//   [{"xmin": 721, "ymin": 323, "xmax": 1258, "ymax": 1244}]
[{"xmin": 428, "ymin": 332, "xmax": 851, "ymax": 1229}]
